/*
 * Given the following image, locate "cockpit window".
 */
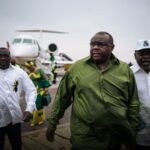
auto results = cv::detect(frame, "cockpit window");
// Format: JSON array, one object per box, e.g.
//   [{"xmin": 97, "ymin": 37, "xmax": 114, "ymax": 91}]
[
  {"xmin": 12, "ymin": 38, "xmax": 22, "ymax": 44},
  {"xmin": 23, "ymin": 39, "xmax": 32, "ymax": 44}
]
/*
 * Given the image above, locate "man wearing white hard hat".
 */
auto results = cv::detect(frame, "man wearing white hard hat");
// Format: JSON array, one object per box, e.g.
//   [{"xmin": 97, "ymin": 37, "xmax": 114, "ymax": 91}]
[{"xmin": 130, "ymin": 39, "xmax": 150, "ymax": 150}]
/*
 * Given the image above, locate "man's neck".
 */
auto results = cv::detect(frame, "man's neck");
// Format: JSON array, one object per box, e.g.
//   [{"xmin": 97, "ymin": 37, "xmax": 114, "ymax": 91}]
[{"xmin": 97, "ymin": 61, "xmax": 109, "ymax": 70}]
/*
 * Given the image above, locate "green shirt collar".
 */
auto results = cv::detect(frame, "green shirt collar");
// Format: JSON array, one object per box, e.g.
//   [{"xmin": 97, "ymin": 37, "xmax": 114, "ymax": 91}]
[{"xmin": 85, "ymin": 54, "xmax": 119, "ymax": 65}]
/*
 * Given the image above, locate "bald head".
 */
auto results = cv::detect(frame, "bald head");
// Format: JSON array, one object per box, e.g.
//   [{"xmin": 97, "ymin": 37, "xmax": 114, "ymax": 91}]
[
  {"xmin": 0, "ymin": 47, "xmax": 11, "ymax": 69},
  {"xmin": 0, "ymin": 47, "xmax": 10, "ymax": 55},
  {"xmin": 94, "ymin": 31, "xmax": 114, "ymax": 45}
]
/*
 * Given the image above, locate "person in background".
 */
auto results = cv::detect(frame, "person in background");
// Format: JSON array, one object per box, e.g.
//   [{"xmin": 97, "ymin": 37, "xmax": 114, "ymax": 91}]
[
  {"xmin": 49, "ymin": 53, "xmax": 58, "ymax": 84},
  {"xmin": 45, "ymin": 31, "xmax": 140, "ymax": 150},
  {"xmin": 10, "ymin": 57, "xmax": 20, "ymax": 67},
  {"xmin": 10, "ymin": 57, "xmax": 16, "ymax": 65},
  {"xmin": 25, "ymin": 61, "xmax": 51, "ymax": 126},
  {"xmin": 0, "ymin": 47, "xmax": 37, "ymax": 150},
  {"xmin": 51, "ymin": 62, "xmax": 57, "ymax": 84},
  {"xmin": 130, "ymin": 39, "xmax": 150, "ymax": 150}
]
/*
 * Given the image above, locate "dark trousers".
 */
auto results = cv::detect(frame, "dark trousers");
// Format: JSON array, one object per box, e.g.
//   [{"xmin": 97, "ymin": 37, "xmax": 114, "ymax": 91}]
[
  {"xmin": 135, "ymin": 145, "xmax": 150, "ymax": 150},
  {"xmin": 0, "ymin": 123, "xmax": 22, "ymax": 150}
]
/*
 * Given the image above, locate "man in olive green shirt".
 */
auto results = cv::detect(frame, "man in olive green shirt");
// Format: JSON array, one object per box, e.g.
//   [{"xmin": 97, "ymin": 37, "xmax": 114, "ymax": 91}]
[{"xmin": 46, "ymin": 32, "xmax": 140, "ymax": 150}]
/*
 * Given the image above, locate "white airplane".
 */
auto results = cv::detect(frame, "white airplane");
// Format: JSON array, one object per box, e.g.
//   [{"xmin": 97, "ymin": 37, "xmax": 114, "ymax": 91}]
[
  {"xmin": 10, "ymin": 34, "xmax": 41, "ymax": 63},
  {"xmin": 10, "ymin": 29, "xmax": 69, "ymax": 63},
  {"xmin": 9, "ymin": 29, "xmax": 74, "ymax": 76}
]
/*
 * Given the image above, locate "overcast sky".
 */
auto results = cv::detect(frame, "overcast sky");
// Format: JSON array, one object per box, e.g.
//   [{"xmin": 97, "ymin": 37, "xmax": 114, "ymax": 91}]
[{"xmin": 0, "ymin": 0, "xmax": 150, "ymax": 62}]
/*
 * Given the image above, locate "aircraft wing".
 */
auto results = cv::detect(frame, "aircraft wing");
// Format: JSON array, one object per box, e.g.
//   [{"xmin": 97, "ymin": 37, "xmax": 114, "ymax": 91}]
[{"xmin": 16, "ymin": 29, "xmax": 68, "ymax": 34}]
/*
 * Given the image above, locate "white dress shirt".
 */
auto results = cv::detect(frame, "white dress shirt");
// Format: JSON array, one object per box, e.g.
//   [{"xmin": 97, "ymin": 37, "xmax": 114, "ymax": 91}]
[
  {"xmin": 0, "ymin": 65, "xmax": 37, "ymax": 127},
  {"xmin": 131, "ymin": 63, "xmax": 150, "ymax": 146}
]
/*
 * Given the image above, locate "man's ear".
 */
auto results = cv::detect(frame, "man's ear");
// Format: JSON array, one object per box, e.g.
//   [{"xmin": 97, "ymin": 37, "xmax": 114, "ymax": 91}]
[
  {"xmin": 111, "ymin": 44, "xmax": 115, "ymax": 51},
  {"xmin": 134, "ymin": 50, "xmax": 137, "ymax": 57}
]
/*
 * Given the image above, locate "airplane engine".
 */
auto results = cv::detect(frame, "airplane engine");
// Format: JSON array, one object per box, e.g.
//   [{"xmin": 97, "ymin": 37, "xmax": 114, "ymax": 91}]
[{"xmin": 48, "ymin": 43, "xmax": 57, "ymax": 54}]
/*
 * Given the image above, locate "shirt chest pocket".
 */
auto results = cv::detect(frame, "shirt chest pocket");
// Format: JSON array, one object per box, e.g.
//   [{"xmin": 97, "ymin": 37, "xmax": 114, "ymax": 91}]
[{"xmin": 104, "ymin": 77, "xmax": 128, "ymax": 97}]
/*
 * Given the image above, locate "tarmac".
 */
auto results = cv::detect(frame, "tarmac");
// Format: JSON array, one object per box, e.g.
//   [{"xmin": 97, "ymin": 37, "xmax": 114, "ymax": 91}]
[
  {"xmin": 5, "ymin": 74, "xmax": 72, "ymax": 150},
  {"xmin": 5, "ymin": 123, "xmax": 71, "ymax": 150}
]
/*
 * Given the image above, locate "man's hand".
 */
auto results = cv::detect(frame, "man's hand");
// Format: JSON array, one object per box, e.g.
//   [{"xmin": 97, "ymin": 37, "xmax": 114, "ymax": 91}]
[
  {"xmin": 45, "ymin": 126, "xmax": 55, "ymax": 142},
  {"xmin": 23, "ymin": 111, "xmax": 32, "ymax": 122}
]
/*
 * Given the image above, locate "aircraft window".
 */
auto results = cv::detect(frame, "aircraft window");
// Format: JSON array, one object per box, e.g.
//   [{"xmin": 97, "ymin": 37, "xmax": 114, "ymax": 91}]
[
  {"xmin": 23, "ymin": 39, "xmax": 32, "ymax": 44},
  {"xmin": 12, "ymin": 38, "xmax": 21, "ymax": 44}
]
